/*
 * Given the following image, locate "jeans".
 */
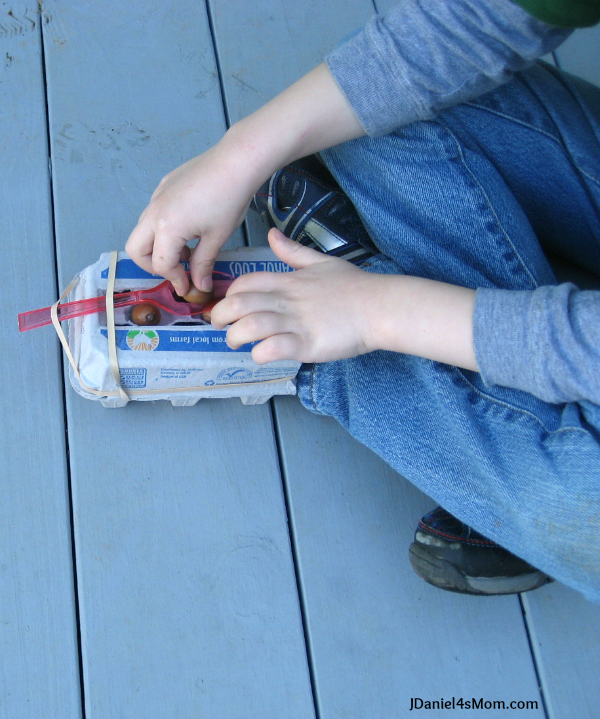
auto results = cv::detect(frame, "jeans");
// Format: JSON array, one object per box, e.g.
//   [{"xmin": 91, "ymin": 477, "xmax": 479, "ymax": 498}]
[{"xmin": 295, "ymin": 62, "xmax": 600, "ymax": 601}]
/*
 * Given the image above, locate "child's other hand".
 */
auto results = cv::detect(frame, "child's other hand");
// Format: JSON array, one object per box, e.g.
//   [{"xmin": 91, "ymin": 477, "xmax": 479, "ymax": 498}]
[
  {"xmin": 210, "ymin": 228, "xmax": 380, "ymax": 364},
  {"xmin": 125, "ymin": 139, "xmax": 259, "ymax": 297}
]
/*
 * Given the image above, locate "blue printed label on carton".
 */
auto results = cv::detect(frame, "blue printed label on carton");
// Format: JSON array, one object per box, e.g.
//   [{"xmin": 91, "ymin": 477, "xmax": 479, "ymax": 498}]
[
  {"xmin": 101, "ymin": 328, "xmax": 255, "ymax": 352},
  {"xmin": 102, "ymin": 258, "xmax": 293, "ymax": 280}
]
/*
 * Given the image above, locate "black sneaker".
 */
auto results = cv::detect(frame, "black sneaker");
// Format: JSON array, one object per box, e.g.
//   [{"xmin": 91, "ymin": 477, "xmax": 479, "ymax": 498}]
[
  {"xmin": 250, "ymin": 155, "xmax": 377, "ymax": 265},
  {"xmin": 409, "ymin": 507, "xmax": 552, "ymax": 596}
]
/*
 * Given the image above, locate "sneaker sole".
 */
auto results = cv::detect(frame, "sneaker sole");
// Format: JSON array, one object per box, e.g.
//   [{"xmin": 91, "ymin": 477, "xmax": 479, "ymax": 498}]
[{"xmin": 409, "ymin": 543, "xmax": 551, "ymax": 596}]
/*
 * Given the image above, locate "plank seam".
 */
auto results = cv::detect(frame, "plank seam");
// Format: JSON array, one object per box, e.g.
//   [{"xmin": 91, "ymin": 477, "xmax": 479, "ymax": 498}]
[
  {"xmin": 202, "ymin": 6, "xmax": 314, "ymax": 714},
  {"xmin": 271, "ymin": 400, "xmax": 321, "ymax": 719},
  {"xmin": 518, "ymin": 594, "xmax": 552, "ymax": 719},
  {"xmin": 39, "ymin": 6, "xmax": 87, "ymax": 718},
  {"xmin": 204, "ymin": 0, "xmax": 251, "ymax": 251},
  {"xmin": 204, "ymin": 0, "xmax": 231, "ymax": 129}
]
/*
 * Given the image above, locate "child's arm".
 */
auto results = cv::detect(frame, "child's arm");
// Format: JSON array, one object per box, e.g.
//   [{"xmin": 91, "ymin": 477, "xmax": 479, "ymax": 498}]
[
  {"xmin": 125, "ymin": 63, "xmax": 365, "ymax": 297},
  {"xmin": 126, "ymin": 0, "xmax": 569, "ymax": 296}
]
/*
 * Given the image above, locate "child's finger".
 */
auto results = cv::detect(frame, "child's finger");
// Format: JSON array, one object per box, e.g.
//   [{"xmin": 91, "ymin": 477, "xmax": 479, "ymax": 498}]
[
  {"xmin": 268, "ymin": 227, "xmax": 332, "ymax": 269},
  {"xmin": 211, "ymin": 290, "xmax": 280, "ymax": 330},
  {"xmin": 251, "ymin": 333, "xmax": 302, "ymax": 364},
  {"xmin": 150, "ymin": 230, "xmax": 190, "ymax": 296},
  {"xmin": 124, "ymin": 222, "xmax": 156, "ymax": 276},
  {"xmin": 189, "ymin": 234, "xmax": 228, "ymax": 293},
  {"xmin": 225, "ymin": 311, "xmax": 287, "ymax": 350},
  {"xmin": 224, "ymin": 270, "xmax": 283, "ymax": 298}
]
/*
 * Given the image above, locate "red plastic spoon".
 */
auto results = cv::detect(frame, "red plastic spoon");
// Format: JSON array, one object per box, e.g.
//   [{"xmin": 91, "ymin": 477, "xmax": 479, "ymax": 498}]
[{"xmin": 18, "ymin": 275, "xmax": 233, "ymax": 332}]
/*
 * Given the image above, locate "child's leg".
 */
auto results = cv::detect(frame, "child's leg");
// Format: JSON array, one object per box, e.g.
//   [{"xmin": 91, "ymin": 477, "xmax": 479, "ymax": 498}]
[
  {"xmin": 454, "ymin": 62, "xmax": 600, "ymax": 276},
  {"xmin": 296, "ymin": 62, "xmax": 600, "ymax": 601}
]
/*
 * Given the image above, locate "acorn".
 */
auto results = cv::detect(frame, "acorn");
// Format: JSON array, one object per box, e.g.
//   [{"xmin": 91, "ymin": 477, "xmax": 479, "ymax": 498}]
[
  {"xmin": 131, "ymin": 303, "xmax": 161, "ymax": 326},
  {"xmin": 182, "ymin": 282, "xmax": 214, "ymax": 305}
]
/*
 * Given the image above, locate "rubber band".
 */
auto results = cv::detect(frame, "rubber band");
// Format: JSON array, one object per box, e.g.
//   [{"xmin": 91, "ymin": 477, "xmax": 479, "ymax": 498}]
[
  {"xmin": 51, "ymin": 276, "xmax": 83, "ymax": 381},
  {"xmin": 50, "ymin": 253, "xmax": 297, "ymax": 403}
]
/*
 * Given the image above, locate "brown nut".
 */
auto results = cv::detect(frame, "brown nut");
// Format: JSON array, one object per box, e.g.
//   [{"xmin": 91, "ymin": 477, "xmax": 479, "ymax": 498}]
[
  {"xmin": 131, "ymin": 303, "xmax": 161, "ymax": 326},
  {"xmin": 182, "ymin": 283, "xmax": 214, "ymax": 304}
]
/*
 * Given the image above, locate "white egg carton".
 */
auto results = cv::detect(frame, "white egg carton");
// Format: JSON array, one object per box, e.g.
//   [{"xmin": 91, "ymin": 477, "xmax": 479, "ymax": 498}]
[{"xmin": 65, "ymin": 249, "xmax": 300, "ymax": 407}]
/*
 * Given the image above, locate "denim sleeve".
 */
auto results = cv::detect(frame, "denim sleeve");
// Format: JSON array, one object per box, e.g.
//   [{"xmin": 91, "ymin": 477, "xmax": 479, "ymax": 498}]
[
  {"xmin": 326, "ymin": 0, "xmax": 571, "ymax": 136},
  {"xmin": 473, "ymin": 285, "xmax": 600, "ymax": 404}
]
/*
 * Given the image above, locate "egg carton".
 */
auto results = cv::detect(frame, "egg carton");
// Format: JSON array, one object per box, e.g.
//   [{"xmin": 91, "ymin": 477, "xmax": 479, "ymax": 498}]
[{"xmin": 65, "ymin": 249, "xmax": 300, "ymax": 407}]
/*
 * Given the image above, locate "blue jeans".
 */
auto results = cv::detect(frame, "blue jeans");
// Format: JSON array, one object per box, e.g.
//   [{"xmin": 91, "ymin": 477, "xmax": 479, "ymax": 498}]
[{"xmin": 296, "ymin": 62, "xmax": 600, "ymax": 601}]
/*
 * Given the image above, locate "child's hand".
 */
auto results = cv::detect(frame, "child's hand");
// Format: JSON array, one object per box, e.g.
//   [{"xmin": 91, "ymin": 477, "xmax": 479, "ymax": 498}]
[
  {"xmin": 125, "ymin": 139, "xmax": 260, "ymax": 297},
  {"xmin": 210, "ymin": 228, "xmax": 380, "ymax": 364},
  {"xmin": 125, "ymin": 62, "xmax": 367, "ymax": 298}
]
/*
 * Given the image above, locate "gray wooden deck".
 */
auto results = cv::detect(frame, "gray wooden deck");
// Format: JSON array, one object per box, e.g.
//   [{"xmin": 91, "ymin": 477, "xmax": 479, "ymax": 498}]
[{"xmin": 2, "ymin": 2, "xmax": 600, "ymax": 718}]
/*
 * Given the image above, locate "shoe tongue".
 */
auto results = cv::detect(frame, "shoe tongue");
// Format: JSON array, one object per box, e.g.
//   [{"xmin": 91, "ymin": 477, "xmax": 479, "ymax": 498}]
[{"xmin": 276, "ymin": 173, "xmax": 301, "ymax": 212}]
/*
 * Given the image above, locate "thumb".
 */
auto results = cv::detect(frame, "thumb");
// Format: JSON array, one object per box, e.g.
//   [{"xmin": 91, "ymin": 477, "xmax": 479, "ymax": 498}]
[
  {"xmin": 268, "ymin": 227, "xmax": 331, "ymax": 270},
  {"xmin": 189, "ymin": 235, "xmax": 226, "ymax": 293}
]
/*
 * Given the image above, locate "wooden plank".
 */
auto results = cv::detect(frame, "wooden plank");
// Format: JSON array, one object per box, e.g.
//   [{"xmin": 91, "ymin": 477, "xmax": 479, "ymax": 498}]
[
  {"xmin": 275, "ymin": 399, "xmax": 546, "ymax": 718},
  {"xmin": 0, "ymin": 2, "xmax": 82, "ymax": 717},
  {"xmin": 209, "ymin": 1, "xmax": 547, "ymax": 715},
  {"xmin": 41, "ymin": 2, "xmax": 314, "ymax": 717},
  {"xmin": 210, "ymin": 0, "xmax": 375, "ymax": 125},
  {"xmin": 522, "ymin": 585, "xmax": 600, "ymax": 719},
  {"xmin": 42, "ymin": 0, "xmax": 244, "ymax": 288}
]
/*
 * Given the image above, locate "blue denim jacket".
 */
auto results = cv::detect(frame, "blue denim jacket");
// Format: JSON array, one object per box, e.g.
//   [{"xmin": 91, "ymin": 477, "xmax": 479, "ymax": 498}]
[{"xmin": 326, "ymin": 0, "xmax": 600, "ymax": 405}]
